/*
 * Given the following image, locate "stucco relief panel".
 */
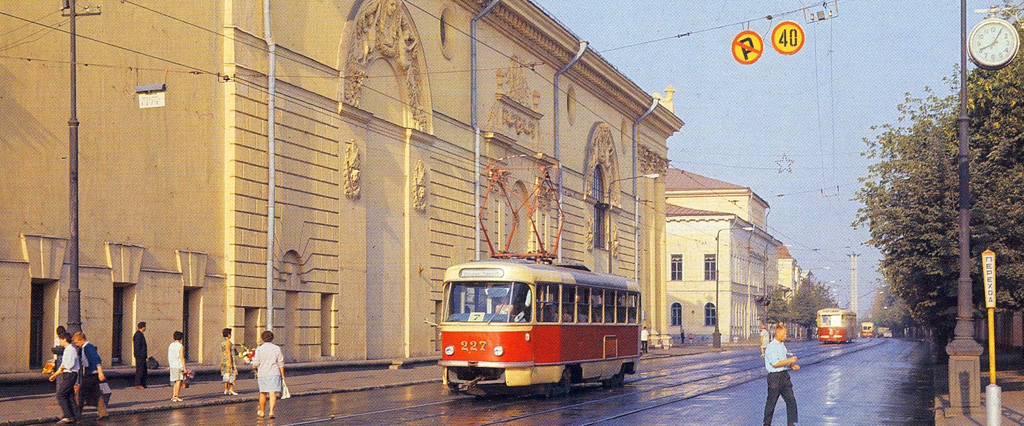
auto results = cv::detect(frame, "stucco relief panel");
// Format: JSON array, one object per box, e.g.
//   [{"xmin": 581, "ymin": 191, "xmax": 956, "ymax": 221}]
[{"xmin": 343, "ymin": 0, "xmax": 432, "ymax": 132}]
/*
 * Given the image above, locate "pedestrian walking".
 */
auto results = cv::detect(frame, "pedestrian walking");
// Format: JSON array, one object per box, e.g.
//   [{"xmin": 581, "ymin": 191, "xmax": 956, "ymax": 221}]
[
  {"xmin": 252, "ymin": 330, "xmax": 285, "ymax": 419},
  {"xmin": 763, "ymin": 323, "xmax": 799, "ymax": 426},
  {"xmin": 221, "ymin": 328, "xmax": 238, "ymax": 395},
  {"xmin": 640, "ymin": 326, "xmax": 649, "ymax": 354},
  {"xmin": 680, "ymin": 328, "xmax": 685, "ymax": 346},
  {"xmin": 48, "ymin": 331, "xmax": 80, "ymax": 424},
  {"xmin": 72, "ymin": 332, "xmax": 108, "ymax": 420},
  {"xmin": 168, "ymin": 331, "xmax": 186, "ymax": 402},
  {"xmin": 133, "ymin": 322, "xmax": 148, "ymax": 389},
  {"xmin": 760, "ymin": 324, "xmax": 771, "ymax": 358}
]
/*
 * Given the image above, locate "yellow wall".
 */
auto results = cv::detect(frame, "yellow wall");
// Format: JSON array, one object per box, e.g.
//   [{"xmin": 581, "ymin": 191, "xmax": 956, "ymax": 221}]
[{"xmin": 0, "ymin": 0, "xmax": 680, "ymax": 372}]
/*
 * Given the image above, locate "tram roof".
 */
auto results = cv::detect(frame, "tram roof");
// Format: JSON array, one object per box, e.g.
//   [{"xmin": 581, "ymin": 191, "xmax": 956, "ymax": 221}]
[
  {"xmin": 444, "ymin": 259, "xmax": 638, "ymax": 292},
  {"xmin": 816, "ymin": 308, "xmax": 856, "ymax": 315}
]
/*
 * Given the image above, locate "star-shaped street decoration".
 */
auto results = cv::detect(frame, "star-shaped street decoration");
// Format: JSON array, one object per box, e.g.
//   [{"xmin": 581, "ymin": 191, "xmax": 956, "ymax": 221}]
[{"xmin": 776, "ymin": 154, "xmax": 793, "ymax": 173}]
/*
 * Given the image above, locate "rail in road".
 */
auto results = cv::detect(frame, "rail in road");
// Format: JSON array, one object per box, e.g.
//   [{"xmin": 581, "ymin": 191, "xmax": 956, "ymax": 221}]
[{"xmin": 279, "ymin": 338, "xmax": 886, "ymax": 426}]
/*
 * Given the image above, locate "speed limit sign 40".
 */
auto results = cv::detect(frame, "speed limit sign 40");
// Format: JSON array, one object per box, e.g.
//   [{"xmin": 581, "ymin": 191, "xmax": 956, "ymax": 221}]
[{"xmin": 772, "ymin": 21, "xmax": 805, "ymax": 55}]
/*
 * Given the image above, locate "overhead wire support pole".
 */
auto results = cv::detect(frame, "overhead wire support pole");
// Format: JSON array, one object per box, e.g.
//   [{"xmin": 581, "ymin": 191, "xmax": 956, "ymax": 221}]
[
  {"xmin": 264, "ymin": 0, "xmax": 277, "ymax": 331},
  {"xmin": 64, "ymin": 0, "xmax": 99, "ymax": 335},
  {"xmin": 632, "ymin": 97, "xmax": 659, "ymax": 281}
]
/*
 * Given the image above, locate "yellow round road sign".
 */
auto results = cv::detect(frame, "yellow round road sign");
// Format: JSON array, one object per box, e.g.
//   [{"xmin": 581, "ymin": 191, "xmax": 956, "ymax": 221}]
[
  {"xmin": 772, "ymin": 21, "xmax": 805, "ymax": 55},
  {"xmin": 732, "ymin": 30, "xmax": 763, "ymax": 65}
]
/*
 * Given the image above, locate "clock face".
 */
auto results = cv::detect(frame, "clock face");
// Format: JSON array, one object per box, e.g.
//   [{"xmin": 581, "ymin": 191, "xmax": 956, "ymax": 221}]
[{"xmin": 969, "ymin": 18, "xmax": 1021, "ymax": 69}]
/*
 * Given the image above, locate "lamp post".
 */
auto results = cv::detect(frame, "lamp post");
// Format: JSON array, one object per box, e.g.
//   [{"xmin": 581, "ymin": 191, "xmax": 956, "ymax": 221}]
[
  {"xmin": 947, "ymin": 0, "xmax": 983, "ymax": 410},
  {"xmin": 714, "ymin": 223, "xmax": 753, "ymax": 348}
]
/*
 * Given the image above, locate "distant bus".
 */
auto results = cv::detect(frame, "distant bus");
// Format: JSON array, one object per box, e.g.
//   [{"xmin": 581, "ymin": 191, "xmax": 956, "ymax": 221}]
[
  {"xmin": 860, "ymin": 322, "xmax": 875, "ymax": 338},
  {"xmin": 817, "ymin": 308, "xmax": 857, "ymax": 343}
]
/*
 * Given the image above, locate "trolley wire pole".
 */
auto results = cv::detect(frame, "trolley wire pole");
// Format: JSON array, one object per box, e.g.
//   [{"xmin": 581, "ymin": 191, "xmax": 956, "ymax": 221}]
[{"xmin": 63, "ymin": 0, "xmax": 100, "ymax": 335}]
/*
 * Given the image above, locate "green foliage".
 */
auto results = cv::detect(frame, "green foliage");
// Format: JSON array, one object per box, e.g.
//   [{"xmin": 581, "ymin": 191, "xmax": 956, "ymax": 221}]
[
  {"xmin": 765, "ymin": 276, "xmax": 838, "ymax": 327},
  {"xmin": 856, "ymin": 41, "xmax": 1024, "ymax": 343}
]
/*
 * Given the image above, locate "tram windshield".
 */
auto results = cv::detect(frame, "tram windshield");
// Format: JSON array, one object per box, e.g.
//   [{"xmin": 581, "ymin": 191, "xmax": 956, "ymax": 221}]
[
  {"xmin": 820, "ymin": 314, "xmax": 843, "ymax": 327},
  {"xmin": 446, "ymin": 282, "xmax": 533, "ymax": 323}
]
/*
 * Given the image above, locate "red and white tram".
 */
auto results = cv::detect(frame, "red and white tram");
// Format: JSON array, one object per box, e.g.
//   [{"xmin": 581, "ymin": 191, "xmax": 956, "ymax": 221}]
[
  {"xmin": 817, "ymin": 308, "xmax": 857, "ymax": 343},
  {"xmin": 439, "ymin": 259, "xmax": 641, "ymax": 396}
]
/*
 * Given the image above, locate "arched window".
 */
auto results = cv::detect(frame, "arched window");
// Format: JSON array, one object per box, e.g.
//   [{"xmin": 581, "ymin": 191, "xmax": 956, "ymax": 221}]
[
  {"xmin": 671, "ymin": 302, "xmax": 682, "ymax": 326},
  {"xmin": 704, "ymin": 302, "xmax": 717, "ymax": 326},
  {"xmin": 592, "ymin": 165, "xmax": 607, "ymax": 249}
]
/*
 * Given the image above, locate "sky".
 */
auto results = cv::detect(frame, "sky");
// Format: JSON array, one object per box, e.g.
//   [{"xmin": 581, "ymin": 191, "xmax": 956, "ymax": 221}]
[{"xmin": 531, "ymin": 0, "xmax": 998, "ymax": 316}]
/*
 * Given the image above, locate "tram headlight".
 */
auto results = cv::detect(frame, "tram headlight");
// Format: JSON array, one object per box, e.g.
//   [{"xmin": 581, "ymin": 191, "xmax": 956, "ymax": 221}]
[
  {"xmin": 493, "ymin": 345, "xmax": 504, "ymax": 356},
  {"xmin": 444, "ymin": 345, "xmax": 455, "ymax": 356}
]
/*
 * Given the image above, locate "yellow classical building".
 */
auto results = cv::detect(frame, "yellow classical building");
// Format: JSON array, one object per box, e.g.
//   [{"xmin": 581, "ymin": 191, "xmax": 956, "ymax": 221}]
[
  {"xmin": 0, "ymin": 0, "xmax": 682, "ymax": 372},
  {"xmin": 663, "ymin": 168, "xmax": 784, "ymax": 344}
]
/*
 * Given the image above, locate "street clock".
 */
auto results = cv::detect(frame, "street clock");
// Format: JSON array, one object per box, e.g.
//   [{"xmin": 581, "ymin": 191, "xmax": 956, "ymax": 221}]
[{"xmin": 968, "ymin": 18, "xmax": 1020, "ymax": 70}]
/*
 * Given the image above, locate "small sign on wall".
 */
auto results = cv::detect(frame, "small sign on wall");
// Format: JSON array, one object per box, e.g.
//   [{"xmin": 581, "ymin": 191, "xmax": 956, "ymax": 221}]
[
  {"xmin": 138, "ymin": 92, "xmax": 165, "ymax": 109},
  {"xmin": 135, "ymin": 84, "xmax": 166, "ymax": 109}
]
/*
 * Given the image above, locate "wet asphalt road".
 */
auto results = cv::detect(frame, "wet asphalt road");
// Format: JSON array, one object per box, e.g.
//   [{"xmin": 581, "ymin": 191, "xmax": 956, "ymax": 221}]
[{"xmin": 99, "ymin": 338, "xmax": 933, "ymax": 425}]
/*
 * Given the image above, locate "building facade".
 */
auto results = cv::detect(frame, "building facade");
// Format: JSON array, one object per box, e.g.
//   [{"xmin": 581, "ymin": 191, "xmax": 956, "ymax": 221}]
[
  {"xmin": 663, "ymin": 168, "xmax": 783, "ymax": 344},
  {"xmin": 0, "ymin": 0, "xmax": 681, "ymax": 372}
]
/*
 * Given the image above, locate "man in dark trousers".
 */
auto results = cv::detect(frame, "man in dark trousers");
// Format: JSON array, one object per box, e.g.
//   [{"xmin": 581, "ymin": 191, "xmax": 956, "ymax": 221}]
[
  {"xmin": 763, "ymin": 323, "xmax": 799, "ymax": 426},
  {"xmin": 133, "ymin": 322, "xmax": 148, "ymax": 389}
]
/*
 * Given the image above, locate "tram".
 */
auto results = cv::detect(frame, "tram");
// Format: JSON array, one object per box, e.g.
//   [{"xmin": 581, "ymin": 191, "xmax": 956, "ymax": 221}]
[
  {"xmin": 439, "ymin": 259, "xmax": 641, "ymax": 396},
  {"xmin": 816, "ymin": 308, "xmax": 857, "ymax": 343},
  {"xmin": 860, "ymin": 322, "xmax": 875, "ymax": 338}
]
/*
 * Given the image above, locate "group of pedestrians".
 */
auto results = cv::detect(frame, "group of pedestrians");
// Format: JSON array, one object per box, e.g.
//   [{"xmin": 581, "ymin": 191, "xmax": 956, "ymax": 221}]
[
  {"xmin": 46, "ymin": 328, "xmax": 108, "ymax": 424},
  {"xmin": 48, "ymin": 322, "xmax": 287, "ymax": 423}
]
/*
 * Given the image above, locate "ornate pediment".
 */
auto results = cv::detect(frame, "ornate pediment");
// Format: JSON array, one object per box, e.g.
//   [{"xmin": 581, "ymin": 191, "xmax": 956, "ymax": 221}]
[
  {"xmin": 487, "ymin": 55, "xmax": 542, "ymax": 142},
  {"xmin": 344, "ymin": 0, "xmax": 431, "ymax": 132},
  {"xmin": 106, "ymin": 242, "xmax": 145, "ymax": 284},
  {"xmin": 583, "ymin": 123, "xmax": 621, "ymax": 207}
]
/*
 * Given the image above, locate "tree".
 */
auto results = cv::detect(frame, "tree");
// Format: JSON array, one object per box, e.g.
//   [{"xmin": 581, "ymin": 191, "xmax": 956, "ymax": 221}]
[
  {"xmin": 765, "ymin": 276, "xmax": 838, "ymax": 337},
  {"xmin": 856, "ymin": 34, "xmax": 1024, "ymax": 347}
]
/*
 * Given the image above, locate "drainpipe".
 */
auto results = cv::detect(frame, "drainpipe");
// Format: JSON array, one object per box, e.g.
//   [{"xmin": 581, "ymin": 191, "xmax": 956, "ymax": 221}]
[
  {"xmin": 553, "ymin": 40, "xmax": 588, "ymax": 263},
  {"xmin": 632, "ymin": 96, "xmax": 659, "ymax": 282},
  {"xmin": 263, "ymin": 0, "xmax": 277, "ymax": 331},
  {"xmin": 472, "ymin": 0, "xmax": 501, "ymax": 261}
]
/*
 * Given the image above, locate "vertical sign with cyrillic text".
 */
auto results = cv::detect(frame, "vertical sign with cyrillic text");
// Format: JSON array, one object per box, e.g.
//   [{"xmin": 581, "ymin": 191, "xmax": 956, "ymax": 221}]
[{"xmin": 982, "ymin": 249, "xmax": 996, "ymax": 308}]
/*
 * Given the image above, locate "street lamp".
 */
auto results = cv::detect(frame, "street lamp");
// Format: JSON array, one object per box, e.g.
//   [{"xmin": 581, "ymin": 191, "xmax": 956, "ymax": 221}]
[{"xmin": 714, "ymin": 223, "xmax": 753, "ymax": 348}]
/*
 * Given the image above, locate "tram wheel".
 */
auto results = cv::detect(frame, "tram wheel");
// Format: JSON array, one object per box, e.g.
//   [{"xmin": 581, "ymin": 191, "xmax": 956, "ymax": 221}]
[
  {"xmin": 547, "ymin": 367, "xmax": 572, "ymax": 397},
  {"xmin": 602, "ymin": 372, "xmax": 625, "ymax": 389}
]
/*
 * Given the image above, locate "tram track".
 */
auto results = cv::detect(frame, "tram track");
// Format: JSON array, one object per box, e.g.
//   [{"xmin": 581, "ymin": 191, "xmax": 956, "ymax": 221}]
[{"xmin": 280, "ymin": 339, "xmax": 882, "ymax": 426}]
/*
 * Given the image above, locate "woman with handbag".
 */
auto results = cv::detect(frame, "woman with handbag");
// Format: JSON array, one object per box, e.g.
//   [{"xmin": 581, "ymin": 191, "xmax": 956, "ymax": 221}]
[{"xmin": 220, "ymin": 328, "xmax": 238, "ymax": 395}]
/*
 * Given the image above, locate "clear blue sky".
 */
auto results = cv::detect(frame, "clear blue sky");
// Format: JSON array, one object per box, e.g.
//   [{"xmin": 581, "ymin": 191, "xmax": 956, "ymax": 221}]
[{"xmin": 533, "ymin": 0, "xmax": 993, "ymax": 316}]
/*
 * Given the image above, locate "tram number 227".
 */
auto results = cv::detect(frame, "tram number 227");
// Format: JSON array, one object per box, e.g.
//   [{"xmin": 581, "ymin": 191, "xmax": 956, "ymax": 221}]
[{"xmin": 461, "ymin": 340, "xmax": 488, "ymax": 352}]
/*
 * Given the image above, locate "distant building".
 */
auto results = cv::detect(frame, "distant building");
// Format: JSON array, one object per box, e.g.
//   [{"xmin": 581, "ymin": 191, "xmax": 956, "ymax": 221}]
[{"xmin": 663, "ymin": 169, "xmax": 783, "ymax": 344}]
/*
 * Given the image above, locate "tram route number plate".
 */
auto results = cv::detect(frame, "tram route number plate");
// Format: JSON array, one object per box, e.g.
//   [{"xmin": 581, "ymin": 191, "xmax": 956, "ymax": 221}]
[{"xmin": 982, "ymin": 249, "xmax": 996, "ymax": 308}]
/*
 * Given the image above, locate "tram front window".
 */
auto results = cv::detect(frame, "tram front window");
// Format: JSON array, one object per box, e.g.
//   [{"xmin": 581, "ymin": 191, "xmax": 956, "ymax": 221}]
[{"xmin": 446, "ymin": 282, "xmax": 533, "ymax": 323}]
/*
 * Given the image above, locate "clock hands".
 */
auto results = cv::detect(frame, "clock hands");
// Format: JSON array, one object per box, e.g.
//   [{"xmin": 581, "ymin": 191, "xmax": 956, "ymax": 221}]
[{"xmin": 980, "ymin": 29, "xmax": 1004, "ymax": 51}]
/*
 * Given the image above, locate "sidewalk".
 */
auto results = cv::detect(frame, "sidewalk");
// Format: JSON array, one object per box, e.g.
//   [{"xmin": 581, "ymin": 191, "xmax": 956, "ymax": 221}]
[
  {"xmin": 935, "ymin": 349, "xmax": 1024, "ymax": 426},
  {"xmin": 0, "ymin": 345, "xmax": 724, "ymax": 425}
]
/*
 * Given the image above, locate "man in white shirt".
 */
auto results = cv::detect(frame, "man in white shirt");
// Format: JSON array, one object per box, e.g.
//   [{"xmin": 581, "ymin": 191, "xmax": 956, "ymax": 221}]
[
  {"xmin": 640, "ymin": 327, "xmax": 649, "ymax": 354},
  {"xmin": 168, "ymin": 331, "xmax": 186, "ymax": 402},
  {"xmin": 763, "ymin": 323, "xmax": 799, "ymax": 426},
  {"xmin": 760, "ymin": 324, "xmax": 771, "ymax": 358},
  {"xmin": 47, "ymin": 332, "xmax": 80, "ymax": 423},
  {"xmin": 252, "ymin": 330, "xmax": 285, "ymax": 419}
]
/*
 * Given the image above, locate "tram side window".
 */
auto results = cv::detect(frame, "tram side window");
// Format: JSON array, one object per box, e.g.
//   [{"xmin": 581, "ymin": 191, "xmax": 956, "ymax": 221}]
[
  {"xmin": 615, "ymin": 292, "xmax": 627, "ymax": 324},
  {"xmin": 577, "ymin": 287, "xmax": 590, "ymax": 323},
  {"xmin": 591, "ymin": 289, "xmax": 604, "ymax": 323},
  {"xmin": 537, "ymin": 284, "xmax": 559, "ymax": 323},
  {"xmin": 561, "ymin": 285, "xmax": 577, "ymax": 323},
  {"xmin": 626, "ymin": 293, "xmax": 638, "ymax": 324},
  {"xmin": 603, "ymin": 291, "xmax": 611, "ymax": 324}
]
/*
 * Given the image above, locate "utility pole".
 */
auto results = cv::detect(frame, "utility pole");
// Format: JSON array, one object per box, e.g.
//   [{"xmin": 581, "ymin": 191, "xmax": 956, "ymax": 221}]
[
  {"xmin": 849, "ymin": 253, "xmax": 858, "ymax": 317},
  {"xmin": 63, "ymin": 0, "xmax": 100, "ymax": 335}
]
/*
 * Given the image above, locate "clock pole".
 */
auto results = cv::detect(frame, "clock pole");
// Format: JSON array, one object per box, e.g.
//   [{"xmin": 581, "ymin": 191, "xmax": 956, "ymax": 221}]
[{"xmin": 946, "ymin": 0, "xmax": 983, "ymax": 412}]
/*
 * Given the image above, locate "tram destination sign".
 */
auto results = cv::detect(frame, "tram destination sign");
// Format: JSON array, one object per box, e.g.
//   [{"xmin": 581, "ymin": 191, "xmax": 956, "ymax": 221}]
[
  {"xmin": 459, "ymin": 268, "xmax": 504, "ymax": 278},
  {"xmin": 982, "ymin": 249, "xmax": 996, "ymax": 308}
]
